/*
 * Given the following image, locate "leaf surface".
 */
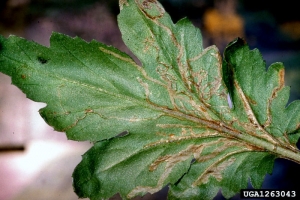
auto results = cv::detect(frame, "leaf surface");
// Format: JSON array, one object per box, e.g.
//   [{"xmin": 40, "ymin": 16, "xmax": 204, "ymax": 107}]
[{"xmin": 0, "ymin": 0, "xmax": 300, "ymax": 199}]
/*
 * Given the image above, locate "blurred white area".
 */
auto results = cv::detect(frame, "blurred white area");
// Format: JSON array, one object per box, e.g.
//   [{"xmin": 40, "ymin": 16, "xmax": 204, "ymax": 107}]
[
  {"xmin": 0, "ymin": 74, "xmax": 29, "ymax": 147},
  {"xmin": 0, "ymin": 139, "xmax": 90, "ymax": 200},
  {"xmin": 0, "ymin": 73, "xmax": 91, "ymax": 200}
]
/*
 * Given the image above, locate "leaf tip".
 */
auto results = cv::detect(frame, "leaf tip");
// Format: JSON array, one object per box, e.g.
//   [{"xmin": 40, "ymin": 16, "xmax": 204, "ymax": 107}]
[
  {"xmin": 119, "ymin": 0, "xmax": 129, "ymax": 10},
  {"xmin": 138, "ymin": 0, "xmax": 166, "ymax": 19},
  {"xmin": 225, "ymin": 37, "xmax": 247, "ymax": 51},
  {"xmin": 50, "ymin": 32, "xmax": 69, "ymax": 43}
]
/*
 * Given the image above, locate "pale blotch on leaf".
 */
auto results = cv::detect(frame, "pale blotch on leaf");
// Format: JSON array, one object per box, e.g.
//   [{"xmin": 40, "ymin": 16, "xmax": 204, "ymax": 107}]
[
  {"xmin": 119, "ymin": 0, "xmax": 129, "ymax": 10},
  {"xmin": 196, "ymin": 157, "xmax": 236, "ymax": 185},
  {"xmin": 137, "ymin": 0, "xmax": 165, "ymax": 19}
]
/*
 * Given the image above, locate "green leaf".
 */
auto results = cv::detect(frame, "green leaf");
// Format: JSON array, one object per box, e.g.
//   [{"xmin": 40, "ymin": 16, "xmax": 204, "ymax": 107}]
[{"xmin": 0, "ymin": 0, "xmax": 300, "ymax": 200}]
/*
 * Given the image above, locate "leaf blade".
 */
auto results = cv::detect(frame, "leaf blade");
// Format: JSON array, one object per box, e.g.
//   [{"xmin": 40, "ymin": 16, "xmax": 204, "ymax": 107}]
[
  {"xmin": 0, "ymin": 33, "xmax": 166, "ymax": 141},
  {"xmin": 223, "ymin": 38, "xmax": 300, "ymax": 149}
]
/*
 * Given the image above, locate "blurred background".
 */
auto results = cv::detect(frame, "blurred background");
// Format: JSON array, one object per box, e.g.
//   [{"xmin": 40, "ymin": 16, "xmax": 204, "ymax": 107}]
[{"xmin": 0, "ymin": 0, "xmax": 300, "ymax": 199}]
